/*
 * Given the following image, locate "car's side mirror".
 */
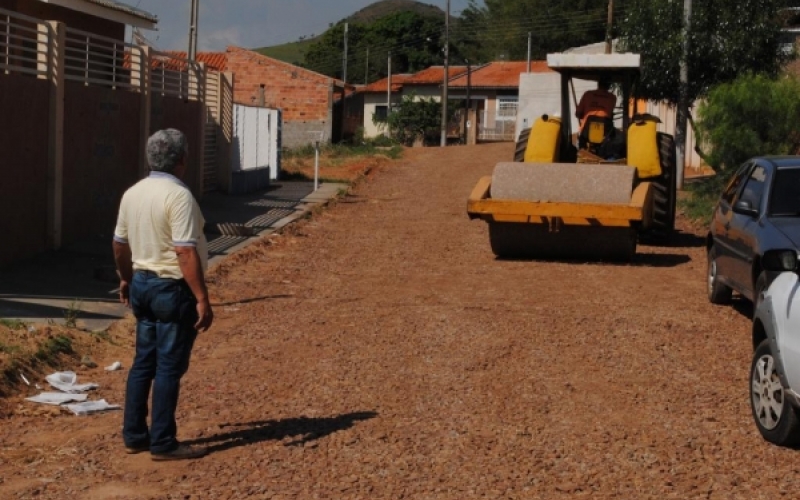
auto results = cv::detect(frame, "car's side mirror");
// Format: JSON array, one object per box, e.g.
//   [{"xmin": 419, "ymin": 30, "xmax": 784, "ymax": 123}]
[
  {"xmin": 762, "ymin": 249, "xmax": 798, "ymax": 272},
  {"xmin": 733, "ymin": 199, "xmax": 759, "ymax": 218}
]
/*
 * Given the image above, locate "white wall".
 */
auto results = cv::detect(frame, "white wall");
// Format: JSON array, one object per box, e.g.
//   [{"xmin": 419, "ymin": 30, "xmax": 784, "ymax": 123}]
[
  {"xmin": 402, "ymin": 85, "xmax": 442, "ymax": 101},
  {"xmin": 516, "ymin": 72, "xmax": 596, "ymax": 142},
  {"xmin": 640, "ymin": 100, "xmax": 704, "ymax": 171},
  {"xmin": 363, "ymin": 93, "xmax": 390, "ymax": 139}
]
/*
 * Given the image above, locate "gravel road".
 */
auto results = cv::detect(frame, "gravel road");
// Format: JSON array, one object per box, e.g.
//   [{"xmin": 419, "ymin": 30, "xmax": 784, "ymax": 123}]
[{"xmin": 1, "ymin": 143, "xmax": 793, "ymax": 500}]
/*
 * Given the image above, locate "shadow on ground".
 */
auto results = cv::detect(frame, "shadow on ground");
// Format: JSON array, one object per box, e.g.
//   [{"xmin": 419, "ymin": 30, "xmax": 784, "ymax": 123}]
[
  {"xmin": 729, "ymin": 296, "xmax": 754, "ymax": 320},
  {"xmin": 497, "ymin": 253, "xmax": 691, "ymax": 268},
  {"xmin": 0, "ymin": 181, "xmax": 332, "ymax": 329},
  {"xmin": 0, "ymin": 298, "xmax": 121, "ymax": 322},
  {"xmin": 186, "ymin": 411, "xmax": 378, "ymax": 454}
]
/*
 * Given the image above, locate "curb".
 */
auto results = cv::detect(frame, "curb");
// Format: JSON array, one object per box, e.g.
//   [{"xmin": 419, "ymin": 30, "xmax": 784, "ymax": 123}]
[{"xmin": 207, "ymin": 182, "xmax": 348, "ymax": 267}]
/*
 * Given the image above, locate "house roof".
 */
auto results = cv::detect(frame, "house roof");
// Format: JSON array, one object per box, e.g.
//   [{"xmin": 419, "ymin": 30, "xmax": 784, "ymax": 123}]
[
  {"xmin": 448, "ymin": 61, "xmax": 553, "ymax": 89},
  {"xmin": 36, "ymin": 0, "xmax": 158, "ymax": 29},
  {"xmin": 362, "ymin": 74, "xmax": 414, "ymax": 93},
  {"xmin": 162, "ymin": 51, "xmax": 228, "ymax": 72},
  {"xmin": 403, "ymin": 65, "xmax": 469, "ymax": 85}
]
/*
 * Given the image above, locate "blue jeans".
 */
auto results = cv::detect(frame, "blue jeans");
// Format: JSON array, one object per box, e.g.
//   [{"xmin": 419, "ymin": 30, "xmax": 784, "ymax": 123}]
[{"xmin": 123, "ymin": 271, "xmax": 198, "ymax": 454}]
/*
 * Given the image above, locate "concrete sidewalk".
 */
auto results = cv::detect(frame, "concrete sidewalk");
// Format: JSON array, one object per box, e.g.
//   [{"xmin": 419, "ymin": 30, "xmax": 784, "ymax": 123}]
[{"xmin": 0, "ymin": 181, "xmax": 345, "ymax": 331}]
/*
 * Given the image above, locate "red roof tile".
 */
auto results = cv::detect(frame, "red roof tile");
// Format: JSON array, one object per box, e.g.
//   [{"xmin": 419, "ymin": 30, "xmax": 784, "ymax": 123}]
[
  {"xmin": 362, "ymin": 74, "xmax": 413, "ymax": 93},
  {"xmin": 162, "ymin": 51, "xmax": 228, "ymax": 71},
  {"xmin": 404, "ymin": 65, "xmax": 468, "ymax": 85},
  {"xmin": 449, "ymin": 61, "xmax": 552, "ymax": 88}
]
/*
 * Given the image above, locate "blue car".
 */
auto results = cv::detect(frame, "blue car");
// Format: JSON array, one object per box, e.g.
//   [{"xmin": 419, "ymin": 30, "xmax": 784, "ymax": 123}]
[{"xmin": 707, "ymin": 156, "xmax": 800, "ymax": 310}]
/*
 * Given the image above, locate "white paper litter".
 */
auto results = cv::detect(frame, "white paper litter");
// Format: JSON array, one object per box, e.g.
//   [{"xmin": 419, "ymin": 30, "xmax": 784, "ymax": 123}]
[
  {"xmin": 104, "ymin": 361, "xmax": 122, "ymax": 371},
  {"xmin": 26, "ymin": 392, "xmax": 88, "ymax": 405},
  {"xmin": 19, "ymin": 372, "xmax": 30, "ymax": 386},
  {"xmin": 46, "ymin": 371, "xmax": 98, "ymax": 393},
  {"xmin": 65, "ymin": 399, "xmax": 121, "ymax": 416}
]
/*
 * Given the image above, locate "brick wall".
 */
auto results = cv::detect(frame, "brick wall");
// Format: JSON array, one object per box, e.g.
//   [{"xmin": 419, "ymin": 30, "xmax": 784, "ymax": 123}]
[{"xmin": 225, "ymin": 47, "xmax": 333, "ymax": 148}]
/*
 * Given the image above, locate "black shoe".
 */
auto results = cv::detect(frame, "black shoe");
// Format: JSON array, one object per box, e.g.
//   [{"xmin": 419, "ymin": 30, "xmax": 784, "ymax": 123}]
[{"xmin": 150, "ymin": 444, "xmax": 207, "ymax": 461}]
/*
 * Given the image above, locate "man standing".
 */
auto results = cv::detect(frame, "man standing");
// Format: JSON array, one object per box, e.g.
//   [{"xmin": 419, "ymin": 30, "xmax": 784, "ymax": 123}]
[{"xmin": 113, "ymin": 129, "xmax": 213, "ymax": 461}]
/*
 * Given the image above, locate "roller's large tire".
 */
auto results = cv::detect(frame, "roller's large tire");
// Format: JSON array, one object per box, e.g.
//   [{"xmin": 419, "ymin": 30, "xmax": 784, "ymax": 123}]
[
  {"xmin": 488, "ymin": 222, "xmax": 636, "ymax": 262},
  {"xmin": 651, "ymin": 132, "xmax": 677, "ymax": 234},
  {"xmin": 514, "ymin": 128, "xmax": 532, "ymax": 162}
]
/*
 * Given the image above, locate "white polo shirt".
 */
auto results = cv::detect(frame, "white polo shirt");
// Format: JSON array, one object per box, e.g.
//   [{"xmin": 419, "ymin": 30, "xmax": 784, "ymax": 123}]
[{"xmin": 114, "ymin": 172, "xmax": 208, "ymax": 279}]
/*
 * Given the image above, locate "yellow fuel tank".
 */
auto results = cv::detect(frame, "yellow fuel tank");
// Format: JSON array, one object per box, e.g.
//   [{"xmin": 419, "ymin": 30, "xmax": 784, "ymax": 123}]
[
  {"xmin": 524, "ymin": 115, "xmax": 562, "ymax": 163},
  {"xmin": 627, "ymin": 120, "xmax": 661, "ymax": 179}
]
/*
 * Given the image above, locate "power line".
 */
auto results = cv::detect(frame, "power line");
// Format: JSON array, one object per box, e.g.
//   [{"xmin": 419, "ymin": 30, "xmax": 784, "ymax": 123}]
[
  {"xmin": 305, "ymin": 20, "xmax": 618, "ymax": 77},
  {"xmin": 292, "ymin": 7, "xmax": 628, "ymax": 78}
]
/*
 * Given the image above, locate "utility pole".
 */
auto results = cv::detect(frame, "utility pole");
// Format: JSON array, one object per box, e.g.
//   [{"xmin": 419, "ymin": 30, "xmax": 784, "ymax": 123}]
[
  {"xmin": 387, "ymin": 52, "xmax": 392, "ymax": 110},
  {"xmin": 341, "ymin": 23, "xmax": 348, "ymax": 143},
  {"xmin": 605, "ymin": 0, "xmax": 614, "ymax": 54},
  {"xmin": 527, "ymin": 32, "xmax": 532, "ymax": 72},
  {"xmin": 342, "ymin": 23, "xmax": 349, "ymax": 85},
  {"xmin": 676, "ymin": 0, "xmax": 692, "ymax": 189},
  {"xmin": 365, "ymin": 47, "xmax": 369, "ymax": 85},
  {"xmin": 387, "ymin": 51, "xmax": 392, "ymax": 137},
  {"xmin": 440, "ymin": 0, "xmax": 450, "ymax": 147},
  {"xmin": 188, "ymin": 0, "xmax": 199, "ymax": 61},
  {"xmin": 462, "ymin": 60, "xmax": 471, "ymax": 144}
]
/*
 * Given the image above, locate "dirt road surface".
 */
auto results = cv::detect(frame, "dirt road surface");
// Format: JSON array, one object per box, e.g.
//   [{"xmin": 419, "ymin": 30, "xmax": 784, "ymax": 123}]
[{"xmin": 0, "ymin": 143, "xmax": 793, "ymax": 499}]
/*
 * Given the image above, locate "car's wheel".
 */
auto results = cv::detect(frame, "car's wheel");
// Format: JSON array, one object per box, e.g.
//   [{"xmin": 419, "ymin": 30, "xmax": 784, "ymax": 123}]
[
  {"xmin": 707, "ymin": 247, "xmax": 732, "ymax": 304},
  {"xmin": 750, "ymin": 339, "xmax": 800, "ymax": 447}
]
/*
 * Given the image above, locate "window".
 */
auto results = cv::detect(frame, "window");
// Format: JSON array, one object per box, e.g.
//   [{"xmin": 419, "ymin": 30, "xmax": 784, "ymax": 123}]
[
  {"xmin": 739, "ymin": 164, "xmax": 767, "ymax": 209},
  {"xmin": 770, "ymin": 167, "xmax": 800, "ymax": 216},
  {"xmin": 497, "ymin": 97, "xmax": 518, "ymax": 121},
  {"xmin": 374, "ymin": 105, "xmax": 388, "ymax": 122},
  {"xmin": 721, "ymin": 162, "xmax": 753, "ymax": 204}
]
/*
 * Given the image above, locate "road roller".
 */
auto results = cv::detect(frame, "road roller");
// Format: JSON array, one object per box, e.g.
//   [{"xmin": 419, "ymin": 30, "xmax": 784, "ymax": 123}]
[{"xmin": 467, "ymin": 52, "xmax": 676, "ymax": 261}]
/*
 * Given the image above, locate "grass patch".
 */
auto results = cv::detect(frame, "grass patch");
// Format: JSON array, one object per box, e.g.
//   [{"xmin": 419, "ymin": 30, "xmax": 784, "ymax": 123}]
[
  {"xmin": 91, "ymin": 329, "xmax": 112, "ymax": 343},
  {"xmin": 679, "ymin": 174, "xmax": 726, "ymax": 227},
  {"xmin": 0, "ymin": 342, "xmax": 22, "ymax": 355},
  {"xmin": 253, "ymin": 39, "xmax": 314, "ymax": 65},
  {"xmin": 281, "ymin": 142, "xmax": 404, "ymax": 185},
  {"xmin": 63, "ymin": 299, "xmax": 83, "ymax": 329},
  {"xmin": 34, "ymin": 335, "xmax": 73, "ymax": 361},
  {"xmin": 0, "ymin": 319, "xmax": 27, "ymax": 330}
]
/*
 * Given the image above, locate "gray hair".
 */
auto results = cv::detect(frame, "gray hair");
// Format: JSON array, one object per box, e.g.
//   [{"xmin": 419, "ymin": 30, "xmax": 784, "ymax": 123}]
[{"xmin": 146, "ymin": 129, "xmax": 188, "ymax": 173}]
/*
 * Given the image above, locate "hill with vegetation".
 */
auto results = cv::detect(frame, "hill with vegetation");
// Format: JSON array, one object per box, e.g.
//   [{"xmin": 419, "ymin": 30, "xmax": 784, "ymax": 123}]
[
  {"xmin": 348, "ymin": 0, "xmax": 442, "ymax": 23},
  {"xmin": 254, "ymin": 0, "xmax": 442, "ymax": 65}
]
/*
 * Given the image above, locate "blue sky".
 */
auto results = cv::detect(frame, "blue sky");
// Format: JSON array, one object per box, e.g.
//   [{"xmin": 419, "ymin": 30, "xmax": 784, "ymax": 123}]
[{"xmin": 130, "ymin": 0, "xmax": 477, "ymax": 52}]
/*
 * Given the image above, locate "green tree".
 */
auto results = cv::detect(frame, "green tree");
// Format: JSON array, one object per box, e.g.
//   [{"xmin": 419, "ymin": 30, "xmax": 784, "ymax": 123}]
[
  {"xmin": 618, "ymin": 0, "xmax": 791, "ymax": 104},
  {"xmin": 455, "ymin": 0, "xmax": 614, "ymax": 64},
  {"xmin": 304, "ymin": 11, "xmax": 445, "ymax": 81},
  {"xmin": 374, "ymin": 93, "xmax": 443, "ymax": 146},
  {"xmin": 697, "ymin": 74, "xmax": 800, "ymax": 170}
]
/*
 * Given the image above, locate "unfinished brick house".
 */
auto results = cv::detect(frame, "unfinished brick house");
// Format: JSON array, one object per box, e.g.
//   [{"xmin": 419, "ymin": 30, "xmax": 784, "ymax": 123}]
[{"xmin": 168, "ymin": 47, "xmax": 344, "ymax": 149}]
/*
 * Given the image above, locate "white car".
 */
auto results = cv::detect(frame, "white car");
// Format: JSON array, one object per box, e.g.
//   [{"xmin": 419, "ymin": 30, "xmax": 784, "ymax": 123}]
[{"xmin": 751, "ymin": 249, "xmax": 800, "ymax": 446}]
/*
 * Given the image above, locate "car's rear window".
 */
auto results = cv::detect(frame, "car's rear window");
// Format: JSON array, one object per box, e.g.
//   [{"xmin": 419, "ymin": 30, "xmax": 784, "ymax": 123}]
[{"xmin": 770, "ymin": 167, "xmax": 800, "ymax": 216}]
